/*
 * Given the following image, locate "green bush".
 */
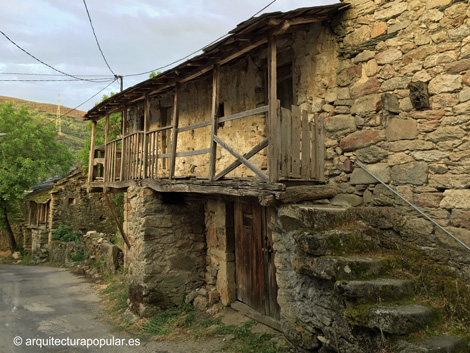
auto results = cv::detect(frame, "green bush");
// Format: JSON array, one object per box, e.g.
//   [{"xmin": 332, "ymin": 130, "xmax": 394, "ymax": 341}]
[{"xmin": 52, "ymin": 224, "xmax": 81, "ymax": 243}]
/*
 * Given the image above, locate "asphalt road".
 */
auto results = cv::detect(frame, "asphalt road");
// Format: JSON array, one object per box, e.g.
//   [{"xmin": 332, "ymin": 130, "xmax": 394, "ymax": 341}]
[{"xmin": 0, "ymin": 265, "xmax": 223, "ymax": 353}]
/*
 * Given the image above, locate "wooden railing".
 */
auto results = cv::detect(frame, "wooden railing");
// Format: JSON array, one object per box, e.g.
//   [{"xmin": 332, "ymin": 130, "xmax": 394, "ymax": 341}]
[
  {"xmin": 90, "ymin": 103, "xmax": 324, "ymax": 184},
  {"xmin": 104, "ymin": 138, "xmax": 121, "ymax": 182}
]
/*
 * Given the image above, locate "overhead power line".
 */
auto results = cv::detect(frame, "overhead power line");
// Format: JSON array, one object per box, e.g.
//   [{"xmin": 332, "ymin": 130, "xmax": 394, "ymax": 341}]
[
  {"xmin": 82, "ymin": 0, "xmax": 116, "ymax": 77},
  {"xmin": 0, "ymin": 72, "xmax": 115, "ymax": 78},
  {"xmin": 123, "ymin": 0, "xmax": 278, "ymax": 78},
  {"xmin": 0, "ymin": 30, "xmax": 106, "ymax": 83},
  {"xmin": 60, "ymin": 78, "xmax": 118, "ymax": 117},
  {"xmin": 0, "ymin": 78, "xmax": 114, "ymax": 82}
]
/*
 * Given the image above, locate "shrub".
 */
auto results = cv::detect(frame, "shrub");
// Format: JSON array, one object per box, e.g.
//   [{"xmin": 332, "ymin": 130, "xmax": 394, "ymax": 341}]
[{"xmin": 52, "ymin": 224, "xmax": 81, "ymax": 243}]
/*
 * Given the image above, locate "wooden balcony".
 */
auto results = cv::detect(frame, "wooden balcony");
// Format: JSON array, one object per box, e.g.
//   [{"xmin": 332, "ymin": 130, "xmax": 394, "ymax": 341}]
[
  {"xmin": 89, "ymin": 102, "xmax": 324, "ymax": 194},
  {"xmin": 86, "ymin": 37, "xmax": 326, "ymax": 199}
]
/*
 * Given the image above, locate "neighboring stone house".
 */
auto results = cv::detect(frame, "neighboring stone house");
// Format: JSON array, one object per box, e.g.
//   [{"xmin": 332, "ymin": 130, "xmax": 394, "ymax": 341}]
[
  {"xmin": 23, "ymin": 169, "xmax": 116, "ymax": 255},
  {"xmin": 84, "ymin": 1, "xmax": 470, "ymax": 352}
]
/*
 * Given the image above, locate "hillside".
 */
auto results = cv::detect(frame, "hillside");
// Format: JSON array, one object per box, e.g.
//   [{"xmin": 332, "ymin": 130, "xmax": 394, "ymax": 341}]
[{"xmin": 0, "ymin": 96, "xmax": 89, "ymax": 156}]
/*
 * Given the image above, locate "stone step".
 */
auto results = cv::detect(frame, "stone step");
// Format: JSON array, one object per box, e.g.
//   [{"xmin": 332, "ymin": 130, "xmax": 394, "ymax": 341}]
[
  {"xmin": 335, "ymin": 278, "xmax": 414, "ymax": 303},
  {"xmin": 292, "ymin": 253, "xmax": 383, "ymax": 280},
  {"xmin": 397, "ymin": 334, "xmax": 467, "ymax": 353},
  {"xmin": 368, "ymin": 304, "xmax": 433, "ymax": 335},
  {"xmin": 294, "ymin": 229, "xmax": 377, "ymax": 257}
]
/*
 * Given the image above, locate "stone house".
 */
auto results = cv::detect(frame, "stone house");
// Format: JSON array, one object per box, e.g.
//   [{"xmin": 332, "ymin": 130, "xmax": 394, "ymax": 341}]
[
  {"xmin": 85, "ymin": 1, "xmax": 470, "ymax": 351},
  {"xmin": 23, "ymin": 168, "xmax": 116, "ymax": 255}
]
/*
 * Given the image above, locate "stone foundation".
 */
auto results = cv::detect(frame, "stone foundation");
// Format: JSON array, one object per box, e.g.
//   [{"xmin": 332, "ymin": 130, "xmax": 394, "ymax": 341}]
[{"xmin": 124, "ymin": 187, "xmax": 206, "ymax": 316}]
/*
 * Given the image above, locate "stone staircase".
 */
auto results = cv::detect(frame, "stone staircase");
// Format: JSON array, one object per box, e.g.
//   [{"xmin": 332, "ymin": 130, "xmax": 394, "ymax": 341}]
[{"xmin": 292, "ymin": 229, "xmax": 468, "ymax": 353}]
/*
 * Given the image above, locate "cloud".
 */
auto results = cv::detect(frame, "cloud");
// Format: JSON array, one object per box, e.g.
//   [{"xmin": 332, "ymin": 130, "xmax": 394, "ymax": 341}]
[{"xmin": 0, "ymin": 0, "xmax": 338, "ymax": 111}]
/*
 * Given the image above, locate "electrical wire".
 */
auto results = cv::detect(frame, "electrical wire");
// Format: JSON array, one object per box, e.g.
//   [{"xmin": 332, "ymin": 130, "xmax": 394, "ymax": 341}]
[
  {"xmin": 82, "ymin": 0, "xmax": 116, "ymax": 77},
  {"xmin": 0, "ymin": 78, "xmax": 114, "ymax": 82},
  {"xmin": 60, "ymin": 78, "xmax": 118, "ymax": 117},
  {"xmin": 0, "ymin": 72, "xmax": 115, "ymax": 78},
  {"xmin": 0, "ymin": 30, "xmax": 107, "ymax": 83},
  {"xmin": 251, "ymin": 0, "xmax": 277, "ymax": 18},
  {"xmin": 123, "ymin": 0, "xmax": 278, "ymax": 78}
]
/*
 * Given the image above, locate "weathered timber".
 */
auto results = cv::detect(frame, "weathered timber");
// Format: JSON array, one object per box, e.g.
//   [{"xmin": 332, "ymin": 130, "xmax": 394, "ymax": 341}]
[
  {"xmin": 267, "ymin": 35, "xmax": 279, "ymax": 183},
  {"xmin": 143, "ymin": 94, "xmax": 150, "ymax": 178},
  {"xmin": 218, "ymin": 105, "xmax": 268, "ymax": 124},
  {"xmin": 87, "ymin": 121, "xmax": 97, "ymax": 184},
  {"xmin": 291, "ymin": 105, "xmax": 301, "ymax": 178},
  {"xmin": 169, "ymin": 84, "xmax": 180, "ymax": 179},
  {"xmin": 120, "ymin": 108, "xmax": 127, "ymax": 181},
  {"xmin": 103, "ymin": 192, "xmax": 131, "ymax": 249},
  {"xmin": 213, "ymin": 135, "xmax": 269, "ymax": 182},
  {"xmin": 301, "ymin": 109, "xmax": 310, "ymax": 179},
  {"xmin": 214, "ymin": 138, "xmax": 269, "ymax": 181},
  {"xmin": 259, "ymin": 184, "xmax": 338, "ymax": 206},
  {"xmin": 209, "ymin": 64, "xmax": 220, "ymax": 181}
]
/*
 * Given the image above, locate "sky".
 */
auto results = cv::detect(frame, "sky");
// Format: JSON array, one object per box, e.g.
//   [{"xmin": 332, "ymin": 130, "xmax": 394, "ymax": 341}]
[{"xmin": 0, "ymin": 0, "xmax": 338, "ymax": 114}]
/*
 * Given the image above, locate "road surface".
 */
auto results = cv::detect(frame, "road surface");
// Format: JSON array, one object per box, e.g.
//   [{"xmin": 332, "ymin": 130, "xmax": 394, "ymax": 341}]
[{"xmin": 0, "ymin": 264, "xmax": 224, "ymax": 353}]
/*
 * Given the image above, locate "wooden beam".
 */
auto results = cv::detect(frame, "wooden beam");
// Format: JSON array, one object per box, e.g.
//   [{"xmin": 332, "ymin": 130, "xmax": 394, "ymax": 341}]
[
  {"xmin": 87, "ymin": 121, "xmax": 97, "ymax": 185},
  {"xmin": 103, "ymin": 192, "xmax": 131, "ymax": 249},
  {"xmin": 215, "ymin": 138, "xmax": 268, "ymax": 181},
  {"xmin": 169, "ymin": 84, "xmax": 180, "ymax": 179},
  {"xmin": 218, "ymin": 105, "xmax": 269, "ymax": 124},
  {"xmin": 143, "ymin": 94, "xmax": 150, "ymax": 178},
  {"xmin": 267, "ymin": 35, "xmax": 279, "ymax": 183},
  {"xmin": 213, "ymin": 135, "xmax": 269, "ymax": 182},
  {"xmin": 120, "ymin": 108, "xmax": 127, "ymax": 181},
  {"xmin": 103, "ymin": 114, "xmax": 109, "ymax": 182},
  {"xmin": 260, "ymin": 185, "xmax": 338, "ymax": 206},
  {"xmin": 209, "ymin": 64, "xmax": 220, "ymax": 181}
]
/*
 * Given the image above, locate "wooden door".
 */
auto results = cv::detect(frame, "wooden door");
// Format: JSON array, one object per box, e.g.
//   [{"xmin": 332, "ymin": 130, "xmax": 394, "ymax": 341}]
[{"xmin": 234, "ymin": 202, "xmax": 280, "ymax": 320}]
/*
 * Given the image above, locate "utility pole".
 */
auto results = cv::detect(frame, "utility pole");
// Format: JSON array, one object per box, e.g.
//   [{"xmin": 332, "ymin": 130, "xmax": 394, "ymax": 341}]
[{"xmin": 56, "ymin": 94, "xmax": 61, "ymax": 135}]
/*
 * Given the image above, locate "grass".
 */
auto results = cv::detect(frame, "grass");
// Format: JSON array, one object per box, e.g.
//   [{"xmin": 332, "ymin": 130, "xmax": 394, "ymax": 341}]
[{"xmin": 98, "ymin": 271, "xmax": 289, "ymax": 353}]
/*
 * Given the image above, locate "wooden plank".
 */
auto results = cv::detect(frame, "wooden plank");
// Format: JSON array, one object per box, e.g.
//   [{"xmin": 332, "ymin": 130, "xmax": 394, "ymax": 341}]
[
  {"xmin": 147, "ymin": 125, "xmax": 172, "ymax": 134},
  {"xmin": 317, "ymin": 115, "xmax": 325, "ymax": 182},
  {"xmin": 265, "ymin": 208, "xmax": 280, "ymax": 320},
  {"xmin": 177, "ymin": 120, "xmax": 211, "ymax": 133},
  {"xmin": 291, "ymin": 106, "xmax": 301, "ymax": 178},
  {"xmin": 104, "ymin": 114, "xmax": 109, "ymax": 182},
  {"xmin": 87, "ymin": 121, "xmax": 97, "ymax": 184},
  {"xmin": 103, "ymin": 192, "xmax": 131, "ymax": 250},
  {"xmin": 301, "ymin": 109, "xmax": 310, "ymax": 179},
  {"xmin": 267, "ymin": 36, "xmax": 278, "ymax": 182},
  {"xmin": 213, "ymin": 135, "xmax": 269, "ymax": 182},
  {"xmin": 143, "ymin": 94, "xmax": 150, "ymax": 178},
  {"xmin": 280, "ymin": 107, "xmax": 290, "ymax": 178},
  {"xmin": 230, "ymin": 301, "xmax": 281, "ymax": 332},
  {"xmin": 169, "ymin": 84, "xmax": 180, "ymax": 179},
  {"xmin": 310, "ymin": 120, "xmax": 316, "ymax": 180},
  {"xmin": 218, "ymin": 105, "xmax": 269, "ymax": 124},
  {"xmin": 214, "ymin": 138, "xmax": 268, "ymax": 181},
  {"xmin": 176, "ymin": 148, "xmax": 210, "ymax": 157},
  {"xmin": 120, "ymin": 108, "xmax": 127, "ymax": 181},
  {"xmin": 209, "ymin": 64, "xmax": 220, "ymax": 181}
]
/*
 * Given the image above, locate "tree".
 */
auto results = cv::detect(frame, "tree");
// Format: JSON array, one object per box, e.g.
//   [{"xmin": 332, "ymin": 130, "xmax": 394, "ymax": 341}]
[{"xmin": 0, "ymin": 103, "xmax": 73, "ymax": 251}]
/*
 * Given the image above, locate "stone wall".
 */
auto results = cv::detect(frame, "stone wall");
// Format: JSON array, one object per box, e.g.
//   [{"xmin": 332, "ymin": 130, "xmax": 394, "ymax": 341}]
[
  {"xmin": 304, "ymin": 0, "xmax": 470, "ymax": 258},
  {"xmin": 123, "ymin": 24, "xmax": 337, "ymax": 180},
  {"xmin": 123, "ymin": 187, "xmax": 206, "ymax": 316},
  {"xmin": 49, "ymin": 170, "xmax": 116, "ymax": 239}
]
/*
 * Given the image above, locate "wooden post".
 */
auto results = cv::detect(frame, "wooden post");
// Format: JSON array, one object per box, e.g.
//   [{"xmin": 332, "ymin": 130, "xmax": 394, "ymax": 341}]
[
  {"xmin": 267, "ymin": 35, "xmax": 278, "ymax": 183},
  {"xmin": 209, "ymin": 64, "xmax": 220, "ymax": 181},
  {"xmin": 120, "ymin": 108, "xmax": 127, "ymax": 181},
  {"xmin": 88, "ymin": 120, "xmax": 97, "ymax": 184},
  {"xmin": 169, "ymin": 83, "xmax": 180, "ymax": 179},
  {"xmin": 103, "ymin": 114, "xmax": 109, "ymax": 182},
  {"xmin": 103, "ymin": 192, "xmax": 131, "ymax": 250},
  {"xmin": 143, "ymin": 94, "xmax": 150, "ymax": 179}
]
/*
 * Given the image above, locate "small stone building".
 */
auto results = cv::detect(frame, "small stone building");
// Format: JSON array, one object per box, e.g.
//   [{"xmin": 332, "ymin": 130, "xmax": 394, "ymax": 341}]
[
  {"xmin": 23, "ymin": 168, "xmax": 116, "ymax": 255},
  {"xmin": 84, "ymin": 1, "xmax": 470, "ymax": 352}
]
